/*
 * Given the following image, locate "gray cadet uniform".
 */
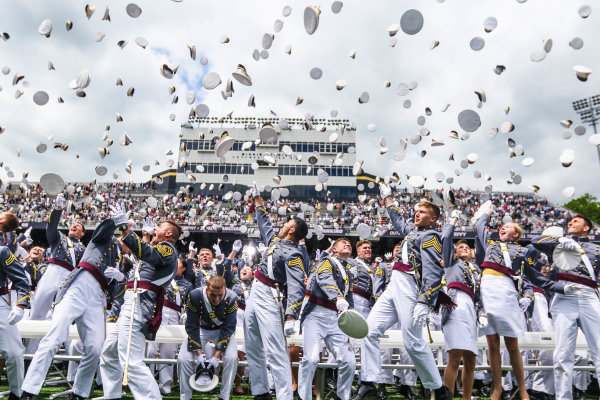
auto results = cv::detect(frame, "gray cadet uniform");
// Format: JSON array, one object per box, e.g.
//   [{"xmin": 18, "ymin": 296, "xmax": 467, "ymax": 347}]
[
  {"xmin": 348, "ymin": 257, "xmax": 374, "ymax": 318},
  {"xmin": 185, "ymin": 257, "xmax": 229, "ymax": 289},
  {"xmin": 299, "ymin": 254, "xmax": 356, "ymax": 400},
  {"xmin": 147, "ymin": 274, "xmax": 193, "ymax": 395},
  {"xmin": 22, "ymin": 218, "xmax": 121, "ymax": 398},
  {"xmin": 245, "ymin": 205, "xmax": 306, "ymax": 400},
  {"xmin": 475, "ymin": 213, "xmax": 565, "ymax": 338},
  {"xmin": 178, "ymin": 287, "xmax": 238, "ymax": 400},
  {"xmin": 26, "ymin": 208, "xmax": 85, "ymax": 354},
  {"xmin": 530, "ymin": 234, "xmax": 600, "ymax": 400},
  {"xmin": 440, "ymin": 223, "xmax": 483, "ymax": 355},
  {"xmin": 0, "ymin": 246, "xmax": 31, "ymax": 398},
  {"xmin": 99, "ymin": 231, "xmax": 178, "ymax": 400},
  {"xmin": 360, "ymin": 203, "xmax": 445, "ymax": 389}
]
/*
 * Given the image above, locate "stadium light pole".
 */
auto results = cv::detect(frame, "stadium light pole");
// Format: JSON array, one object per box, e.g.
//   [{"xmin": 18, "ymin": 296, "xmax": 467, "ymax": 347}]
[{"xmin": 572, "ymin": 94, "xmax": 600, "ymax": 166}]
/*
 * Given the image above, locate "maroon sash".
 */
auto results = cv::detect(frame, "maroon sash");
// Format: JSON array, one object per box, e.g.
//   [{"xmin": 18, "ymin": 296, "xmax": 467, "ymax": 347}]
[
  {"xmin": 352, "ymin": 287, "xmax": 371, "ymax": 300},
  {"xmin": 447, "ymin": 282, "xmax": 475, "ymax": 301},
  {"xmin": 556, "ymin": 273, "xmax": 598, "ymax": 289},
  {"xmin": 307, "ymin": 294, "xmax": 337, "ymax": 312},
  {"xmin": 127, "ymin": 280, "xmax": 166, "ymax": 336},
  {"xmin": 79, "ymin": 262, "xmax": 108, "ymax": 290},
  {"xmin": 48, "ymin": 258, "xmax": 74, "ymax": 271}
]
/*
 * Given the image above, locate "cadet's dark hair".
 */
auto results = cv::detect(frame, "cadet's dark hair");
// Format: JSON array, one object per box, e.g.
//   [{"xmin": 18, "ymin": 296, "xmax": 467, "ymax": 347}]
[
  {"xmin": 1, "ymin": 211, "xmax": 19, "ymax": 232},
  {"xmin": 163, "ymin": 220, "xmax": 182, "ymax": 242},
  {"xmin": 291, "ymin": 217, "xmax": 308, "ymax": 241},
  {"xmin": 573, "ymin": 214, "xmax": 593, "ymax": 231}
]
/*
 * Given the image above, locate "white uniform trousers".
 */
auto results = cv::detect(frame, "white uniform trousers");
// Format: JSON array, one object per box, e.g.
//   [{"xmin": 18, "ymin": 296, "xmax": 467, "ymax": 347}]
[
  {"xmin": 236, "ymin": 308, "xmax": 246, "ymax": 354},
  {"xmin": 245, "ymin": 280, "xmax": 293, "ymax": 399},
  {"xmin": 177, "ymin": 331, "xmax": 238, "ymax": 400},
  {"xmin": 299, "ymin": 306, "xmax": 356, "ymax": 400},
  {"xmin": 146, "ymin": 306, "xmax": 180, "ymax": 395},
  {"xmin": 551, "ymin": 287, "xmax": 600, "ymax": 400},
  {"xmin": 116, "ymin": 290, "xmax": 163, "ymax": 400},
  {"xmin": 25, "ymin": 263, "xmax": 71, "ymax": 354},
  {"xmin": 22, "ymin": 271, "xmax": 105, "ymax": 398},
  {"xmin": 529, "ymin": 292, "xmax": 554, "ymax": 394},
  {"xmin": 361, "ymin": 270, "xmax": 442, "ymax": 389},
  {"xmin": 0, "ymin": 296, "xmax": 26, "ymax": 397},
  {"xmin": 99, "ymin": 321, "xmax": 123, "ymax": 399}
]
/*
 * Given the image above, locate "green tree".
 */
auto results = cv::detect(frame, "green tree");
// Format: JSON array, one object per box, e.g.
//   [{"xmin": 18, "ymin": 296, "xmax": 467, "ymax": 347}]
[{"xmin": 564, "ymin": 193, "xmax": 600, "ymax": 224}]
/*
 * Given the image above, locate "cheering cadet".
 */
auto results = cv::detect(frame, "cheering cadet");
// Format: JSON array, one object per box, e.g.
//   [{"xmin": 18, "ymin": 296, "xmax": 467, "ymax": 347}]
[
  {"xmin": 244, "ymin": 183, "xmax": 308, "ymax": 400},
  {"xmin": 26, "ymin": 194, "xmax": 85, "ymax": 354},
  {"xmin": 440, "ymin": 211, "xmax": 484, "ymax": 399},
  {"xmin": 530, "ymin": 214, "xmax": 600, "ymax": 400},
  {"xmin": 475, "ymin": 207, "xmax": 572, "ymax": 400},
  {"xmin": 178, "ymin": 275, "xmax": 238, "ymax": 400},
  {"xmin": 21, "ymin": 209, "xmax": 127, "ymax": 400},
  {"xmin": 354, "ymin": 183, "xmax": 453, "ymax": 400}
]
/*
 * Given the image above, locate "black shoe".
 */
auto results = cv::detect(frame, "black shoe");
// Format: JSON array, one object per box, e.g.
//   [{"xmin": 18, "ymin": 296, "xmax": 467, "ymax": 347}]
[
  {"xmin": 528, "ymin": 389, "xmax": 553, "ymax": 400},
  {"xmin": 20, "ymin": 392, "xmax": 36, "ymax": 400},
  {"xmin": 397, "ymin": 385, "xmax": 417, "ymax": 400},
  {"xmin": 501, "ymin": 389, "xmax": 513, "ymax": 400},
  {"xmin": 254, "ymin": 393, "xmax": 273, "ymax": 400},
  {"xmin": 8, "ymin": 393, "xmax": 20, "ymax": 400},
  {"xmin": 573, "ymin": 387, "xmax": 586, "ymax": 400},
  {"xmin": 377, "ymin": 384, "xmax": 388, "ymax": 400},
  {"xmin": 351, "ymin": 383, "xmax": 378, "ymax": 400},
  {"xmin": 68, "ymin": 393, "xmax": 85, "ymax": 400},
  {"xmin": 433, "ymin": 385, "xmax": 453, "ymax": 400},
  {"xmin": 326, "ymin": 372, "xmax": 337, "ymax": 391}
]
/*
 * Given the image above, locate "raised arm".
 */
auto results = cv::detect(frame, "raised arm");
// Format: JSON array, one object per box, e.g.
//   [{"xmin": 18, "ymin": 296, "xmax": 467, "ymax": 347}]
[
  {"xmin": 380, "ymin": 183, "xmax": 410, "ymax": 237},
  {"xmin": 122, "ymin": 231, "xmax": 176, "ymax": 269},
  {"xmin": 441, "ymin": 223, "xmax": 456, "ymax": 270},
  {"xmin": 46, "ymin": 206, "xmax": 64, "ymax": 247},
  {"xmin": 474, "ymin": 212, "xmax": 492, "ymax": 265}
]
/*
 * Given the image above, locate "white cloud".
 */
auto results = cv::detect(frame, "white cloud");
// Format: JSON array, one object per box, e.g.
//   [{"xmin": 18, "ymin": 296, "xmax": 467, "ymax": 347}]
[{"xmin": 0, "ymin": 0, "xmax": 599, "ymax": 204}]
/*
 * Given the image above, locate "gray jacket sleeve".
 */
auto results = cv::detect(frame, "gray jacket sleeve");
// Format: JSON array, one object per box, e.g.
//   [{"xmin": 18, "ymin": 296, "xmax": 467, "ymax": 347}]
[
  {"xmin": 441, "ymin": 223, "xmax": 455, "ymax": 269},
  {"xmin": 285, "ymin": 250, "xmax": 306, "ymax": 319},
  {"xmin": 185, "ymin": 289, "xmax": 203, "ymax": 352},
  {"xmin": 474, "ymin": 213, "xmax": 491, "ymax": 265},
  {"xmin": 215, "ymin": 293, "xmax": 238, "ymax": 352},
  {"xmin": 386, "ymin": 204, "xmax": 410, "ymax": 237},
  {"xmin": 523, "ymin": 244, "xmax": 565, "ymax": 294},
  {"xmin": 46, "ymin": 208, "xmax": 63, "ymax": 248},
  {"xmin": 255, "ymin": 205, "xmax": 276, "ymax": 245},
  {"xmin": 0, "ymin": 246, "xmax": 31, "ymax": 308},
  {"xmin": 123, "ymin": 231, "xmax": 177, "ymax": 270},
  {"xmin": 315, "ymin": 257, "xmax": 343, "ymax": 302}
]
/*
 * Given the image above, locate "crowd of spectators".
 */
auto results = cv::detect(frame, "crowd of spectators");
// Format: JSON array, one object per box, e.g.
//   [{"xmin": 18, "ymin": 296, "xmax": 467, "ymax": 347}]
[{"xmin": 0, "ymin": 181, "xmax": 587, "ymax": 235}]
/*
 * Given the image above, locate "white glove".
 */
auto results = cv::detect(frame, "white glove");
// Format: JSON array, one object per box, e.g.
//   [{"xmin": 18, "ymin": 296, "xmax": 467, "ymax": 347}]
[
  {"xmin": 196, "ymin": 354, "xmax": 206, "ymax": 368},
  {"xmin": 8, "ymin": 307, "xmax": 24, "ymax": 325},
  {"xmin": 336, "ymin": 298, "xmax": 349, "ymax": 313},
  {"xmin": 110, "ymin": 203, "xmax": 130, "ymax": 226},
  {"xmin": 379, "ymin": 183, "xmax": 392, "ymax": 199},
  {"xmin": 104, "ymin": 266, "xmax": 125, "ymax": 282},
  {"xmin": 558, "ymin": 237, "xmax": 578, "ymax": 251},
  {"xmin": 258, "ymin": 243, "xmax": 267, "ymax": 253},
  {"xmin": 374, "ymin": 257, "xmax": 382, "ymax": 263},
  {"xmin": 249, "ymin": 182, "xmax": 261, "ymax": 198},
  {"xmin": 537, "ymin": 252, "xmax": 549, "ymax": 266},
  {"xmin": 24, "ymin": 227, "xmax": 32, "ymax": 239},
  {"xmin": 55, "ymin": 194, "xmax": 67, "ymax": 208},
  {"xmin": 519, "ymin": 297, "xmax": 532, "ymax": 312},
  {"xmin": 189, "ymin": 241, "xmax": 197, "ymax": 253},
  {"xmin": 478, "ymin": 315, "xmax": 488, "ymax": 328},
  {"xmin": 564, "ymin": 283, "xmax": 579, "ymax": 295},
  {"xmin": 284, "ymin": 319, "xmax": 296, "ymax": 336},
  {"xmin": 212, "ymin": 243, "xmax": 222, "ymax": 257},
  {"xmin": 451, "ymin": 210, "xmax": 462, "ymax": 220},
  {"xmin": 232, "ymin": 239, "xmax": 242, "ymax": 252},
  {"xmin": 413, "ymin": 303, "xmax": 431, "ymax": 327},
  {"xmin": 142, "ymin": 216, "xmax": 155, "ymax": 235},
  {"xmin": 207, "ymin": 356, "xmax": 220, "ymax": 369},
  {"xmin": 384, "ymin": 252, "xmax": 392, "ymax": 260}
]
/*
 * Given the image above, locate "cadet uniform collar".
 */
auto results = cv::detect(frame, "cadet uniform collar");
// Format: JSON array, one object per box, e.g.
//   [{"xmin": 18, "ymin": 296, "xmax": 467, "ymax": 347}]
[
  {"xmin": 572, "ymin": 236, "xmax": 589, "ymax": 243},
  {"xmin": 416, "ymin": 225, "xmax": 435, "ymax": 231}
]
